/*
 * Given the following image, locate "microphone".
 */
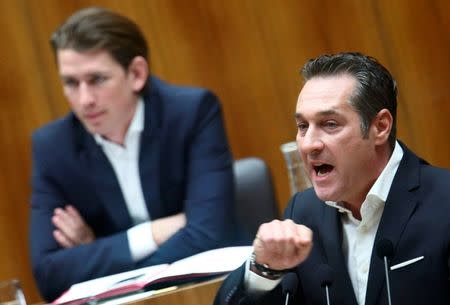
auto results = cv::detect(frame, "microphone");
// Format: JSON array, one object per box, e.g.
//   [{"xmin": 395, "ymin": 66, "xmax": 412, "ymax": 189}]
[
  {"xmin": 376, "ymin": 238, "xmax": 394, "ymax": 305},
  {"xmin": 282, "ymin": 272, "xmax": 298, "ymax": 305},
  {"xmin": 317, "ymin": 264, "xmax": 333, "ymax": 305}
]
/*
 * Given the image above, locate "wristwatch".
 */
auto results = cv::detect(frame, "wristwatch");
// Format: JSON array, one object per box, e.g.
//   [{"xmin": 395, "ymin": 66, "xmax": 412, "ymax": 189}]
[{"xmin": 249, "ymin": 252, "xmax": 288, "ymax": 280}]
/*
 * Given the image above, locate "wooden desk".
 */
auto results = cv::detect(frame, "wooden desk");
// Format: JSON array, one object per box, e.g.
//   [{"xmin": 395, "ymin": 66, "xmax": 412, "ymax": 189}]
[{"xmin": 107, "ymin": 277, "xmax": 224, "ymax": 305}]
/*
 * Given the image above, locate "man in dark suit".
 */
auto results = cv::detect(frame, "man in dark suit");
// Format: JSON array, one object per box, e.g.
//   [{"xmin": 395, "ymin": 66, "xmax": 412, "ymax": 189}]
[
  {"xmin": 29, "ymin": 7, "xmax": 237, "ymax": 301},
  {"xmin": 214, "ymin": 52, "xmax": 450, "ymax": 305}
]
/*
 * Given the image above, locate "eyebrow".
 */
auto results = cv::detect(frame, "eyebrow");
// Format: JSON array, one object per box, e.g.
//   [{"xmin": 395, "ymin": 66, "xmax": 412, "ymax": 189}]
[
  {"xmin": 295, "ymin": 109, "xmax": 339, "ymax": 120},
  {"xmin": 60, "ymin": 75, "xmax": 76, "ymax": 81},
  {"xmin": 60, "ymin": 69, "xmax": 110, "ymax": 77}
]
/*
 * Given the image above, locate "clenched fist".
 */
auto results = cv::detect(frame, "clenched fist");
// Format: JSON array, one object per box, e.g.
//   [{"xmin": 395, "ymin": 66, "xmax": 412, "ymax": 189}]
[{"xmin": 252, "ymin": 219, "xmax": 313, "ymax": 270}]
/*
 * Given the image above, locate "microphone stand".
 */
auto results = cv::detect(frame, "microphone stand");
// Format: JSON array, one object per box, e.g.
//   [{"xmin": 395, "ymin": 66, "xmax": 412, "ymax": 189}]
[
  {"xmin": 325, "ymin": 285, "xmax": 331, "ymax": 305},
  {"xmin": 383, "ymin": 256, "xmax": 393, "ymax": 305},
  {"xmin": 284, "ymin": 292, "xmax": 290, "ymax": 305},
  {"xmin": 377, "ymin": 238, "xmax": 394, "ymax": 305}
]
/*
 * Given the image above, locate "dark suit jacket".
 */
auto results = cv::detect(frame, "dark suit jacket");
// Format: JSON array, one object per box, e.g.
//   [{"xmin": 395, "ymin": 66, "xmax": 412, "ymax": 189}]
[
  {"xmin": 30, "ymin": 76, "xmax": 237, "ymax": 301},
  {"xmin": 214, "ymin": 144, "xmax": 450, "ymax": 305}
]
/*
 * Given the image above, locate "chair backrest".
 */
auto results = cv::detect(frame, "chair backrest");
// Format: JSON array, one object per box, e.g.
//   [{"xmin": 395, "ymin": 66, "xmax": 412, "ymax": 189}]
[{"xmin": 233, "ymin": 157, "xmax": 279, "ymax": 244}]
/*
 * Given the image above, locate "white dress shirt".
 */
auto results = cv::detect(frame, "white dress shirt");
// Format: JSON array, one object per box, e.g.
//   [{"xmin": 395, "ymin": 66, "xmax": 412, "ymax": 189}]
[
  {"xmin": 326, "ymin": 142, "xmax": 403, "ymax": 304},
  {"xmin": 94, "ymin": 99, "xmax": 158, "ymax": 262},
  {"xmin": 245, "ymin": 142, "xmax": 404, "ymax": 305}
]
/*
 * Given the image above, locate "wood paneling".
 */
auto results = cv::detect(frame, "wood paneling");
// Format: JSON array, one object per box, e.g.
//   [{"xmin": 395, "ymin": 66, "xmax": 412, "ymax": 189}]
[
  {"xmin": 0, "ymin": 0, "xmax": 448, "ymax": 302},
  {"xmin": 130, "ymin": 277, "xmax": 223, "ymax": 305}
]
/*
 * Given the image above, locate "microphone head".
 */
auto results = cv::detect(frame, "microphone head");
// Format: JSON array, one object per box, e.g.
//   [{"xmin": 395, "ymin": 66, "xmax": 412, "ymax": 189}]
[
  {"xmin": 282, "ymin": 272, "xmax": 298, "ymax": 295},
  {"xmin": 376, "ymin": 238, "xmax": 394, "ymax": 259},
  {"xmin": 317, "ymin": 264, "xmax": 333, "ymax": 287}
]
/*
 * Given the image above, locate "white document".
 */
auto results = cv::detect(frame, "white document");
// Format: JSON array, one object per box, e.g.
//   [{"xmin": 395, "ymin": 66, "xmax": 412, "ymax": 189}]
[
  {"xmin": 54, "ymin": 264, "xmax": 168, "ymax": 304},
  {"xmin": 52, "ymin": 246, "xmax": 252, "ymax": 305}
]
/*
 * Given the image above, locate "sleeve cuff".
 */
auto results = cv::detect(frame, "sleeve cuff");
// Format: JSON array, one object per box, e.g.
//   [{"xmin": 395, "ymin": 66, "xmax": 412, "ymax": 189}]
[
  {"xmin": 127, "ymin": 221, "xmax": 158, "ymax": 262},
  {"xmin": 243, "ymin": 257, "xmax": 282, "ymax": 293}
]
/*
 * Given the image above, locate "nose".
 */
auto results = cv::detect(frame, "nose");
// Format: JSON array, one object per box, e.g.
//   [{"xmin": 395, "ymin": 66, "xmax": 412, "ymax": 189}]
[
  {"xmin": 297, "ymin": 127, "xmax": 324, "ymax": 156},
  {"xmin": 78, "ymin": 82, "xmax": 95, "ymax": 107}
]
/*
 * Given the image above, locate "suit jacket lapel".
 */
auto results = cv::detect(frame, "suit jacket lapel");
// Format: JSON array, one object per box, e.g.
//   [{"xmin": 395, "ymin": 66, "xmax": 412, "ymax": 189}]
[
  {"xmin": 139, "ymin": 77, "xmax": 163, "ymax": 219},
  {"xmin": 76, "ymin": 122, "xmax": 132, "ymax": 230},
  {"xmin": 365, "ymin": 145, "xmax": 421, "ymax": 305},
  {"xmin": 322, "ymin": 206, "xmax": 359, "ymax": 305}
]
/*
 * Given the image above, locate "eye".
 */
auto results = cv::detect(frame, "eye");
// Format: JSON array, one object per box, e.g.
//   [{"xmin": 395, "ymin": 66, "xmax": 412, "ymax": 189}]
[
  {"xmin": 323, "ymin": 120, "xmax": 338, "ymax": 130},
  {"xmin": 296, "ymin": 122, "xmax": 308, "ymax": 135},
  {"xmin": 62, "ymin": 77, "xmax": 79, "ymax": 88},
  {"xmin": 88, "ymin": 74, "xmax": 108, "ymax": 85}
]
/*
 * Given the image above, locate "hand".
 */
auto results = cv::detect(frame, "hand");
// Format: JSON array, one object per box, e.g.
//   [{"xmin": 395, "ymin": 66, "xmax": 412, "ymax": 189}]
[
  {"xmin": 151, "ymin": 213, "xmax": 186, "ymax": 245},
  {"xmin": 52, "ymin": 205, "xmax": 95, "ymax": 248},
  {"xmin": 252, "ymin": 219, "xmax": 313, "ymax": 270}
]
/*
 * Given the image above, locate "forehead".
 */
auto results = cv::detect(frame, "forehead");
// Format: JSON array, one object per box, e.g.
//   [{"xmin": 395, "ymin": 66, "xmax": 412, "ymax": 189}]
[
  {"xmin": 56, "ymin": 49, "xmax": 121, "ymax": 76},
  {"xmin": 296, "ymin": 75, "xmax": 357, "ymax": 117}
]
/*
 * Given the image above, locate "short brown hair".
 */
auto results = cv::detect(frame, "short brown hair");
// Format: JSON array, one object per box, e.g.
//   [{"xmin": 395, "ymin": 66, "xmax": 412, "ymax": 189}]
[{"xmin": 50, "ymin": 7, "xmax": 149, "ymax": 71}]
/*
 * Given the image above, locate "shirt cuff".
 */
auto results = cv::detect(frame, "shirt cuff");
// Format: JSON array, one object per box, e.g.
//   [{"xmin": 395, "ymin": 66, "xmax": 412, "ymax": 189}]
[
  {"xmin": 244, "ymin": 258, "xmax": 283, "ymax": 293},
  {"xmin": 127, "ymin": 221, "xmax": 158, "ymax": 262}
]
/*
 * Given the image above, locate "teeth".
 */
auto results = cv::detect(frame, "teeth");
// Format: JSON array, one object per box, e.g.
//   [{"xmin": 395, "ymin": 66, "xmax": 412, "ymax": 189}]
[{"xmin": 315, "ymin": 164, "xmax": 332, "ymax": 177}]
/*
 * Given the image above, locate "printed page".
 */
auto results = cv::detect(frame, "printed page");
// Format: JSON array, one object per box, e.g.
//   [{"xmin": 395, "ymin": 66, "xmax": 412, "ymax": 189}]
[
  {"xmin": 157, "ymin": 246, "xmax": 252, "ymax": 280},
  {"xmin": 53, "ymin": 264, "xmax": 168, "ymax": 305},
  {"xmin": 53, "ymin": 246, "xmax": 252, "ymax": 305}
]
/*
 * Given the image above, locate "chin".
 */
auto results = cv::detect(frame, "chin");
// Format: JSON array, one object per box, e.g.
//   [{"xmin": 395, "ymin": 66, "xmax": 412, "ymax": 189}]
[
  {"xmin": 84, "ymin": 123, "xmax": 105, "ymax": 135},
  {"xmin": 313, "ymin": 187, "xmax": 340, "ymax": 202}
]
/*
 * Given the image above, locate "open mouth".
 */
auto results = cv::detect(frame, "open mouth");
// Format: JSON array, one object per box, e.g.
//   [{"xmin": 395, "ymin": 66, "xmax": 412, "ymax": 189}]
[{"xmin": 313, "ymin": 164, "xmax": 334, "ymax": 177}]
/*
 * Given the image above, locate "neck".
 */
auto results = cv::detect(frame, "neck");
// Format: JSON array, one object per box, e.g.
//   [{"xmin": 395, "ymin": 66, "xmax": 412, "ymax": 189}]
[
  {"xmin": 102, "ymin": 101, "xmax": 138, "ymax": 146},
  {"xmin": 104, "ymin": 129, "xmax": 129, "ymax": 146}
]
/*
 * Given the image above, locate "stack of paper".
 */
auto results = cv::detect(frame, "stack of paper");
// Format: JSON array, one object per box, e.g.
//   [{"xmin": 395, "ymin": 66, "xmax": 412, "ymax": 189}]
[{"xmin": 52, "ymin": 246, "xmax": 252, "ymax": 305}]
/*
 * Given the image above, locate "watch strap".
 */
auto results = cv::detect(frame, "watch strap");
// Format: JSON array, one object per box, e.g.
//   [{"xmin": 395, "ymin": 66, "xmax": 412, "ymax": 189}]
[{"xmin": 249, "ymin": 252, "xmax": 288, "ymax": 280}]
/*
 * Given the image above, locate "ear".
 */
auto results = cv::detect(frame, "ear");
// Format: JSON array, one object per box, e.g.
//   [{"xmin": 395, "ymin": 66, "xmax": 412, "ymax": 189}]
[
  {"xmin": 127, "ymin": 56, "xmax": 149, "ymax": 93},
  {"xmin": 371, "ymin": 109, "xmax": 393, "ymax": 145}
]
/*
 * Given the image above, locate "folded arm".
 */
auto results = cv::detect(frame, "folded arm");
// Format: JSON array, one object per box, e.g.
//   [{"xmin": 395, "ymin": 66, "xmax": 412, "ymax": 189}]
[
  {"xmin": 52, "ymin": 205, "xmax": 95, "ymax": 248},
  {"xmin": 30, "ymin": 201, "xmax": 133, "ymax": 302},
  {"xmin": 52, "ymin": 205, "xmax": 186, "ymax": 250}
]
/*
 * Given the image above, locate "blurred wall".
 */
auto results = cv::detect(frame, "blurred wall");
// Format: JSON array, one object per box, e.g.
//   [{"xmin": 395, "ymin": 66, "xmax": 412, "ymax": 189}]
[{"xmin": 0, "ymin": 0, "xmax": 449, "ymax": 302}]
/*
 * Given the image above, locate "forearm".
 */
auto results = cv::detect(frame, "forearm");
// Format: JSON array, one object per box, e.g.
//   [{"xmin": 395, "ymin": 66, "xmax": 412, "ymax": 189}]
[
  {"xmin": 127, "ymin": 214, "xmax": 186, "ymax": 262},
  {"xmin": 31, "ymin": 232, "xmax": 133, "ymax": 301},
  {"xmin": 136, "ymin": 220, "xmax": 224, "ymax": 267},
  {"xmin": 151, "ymin": 213, "xmax": 186, "ymax": 245}
]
